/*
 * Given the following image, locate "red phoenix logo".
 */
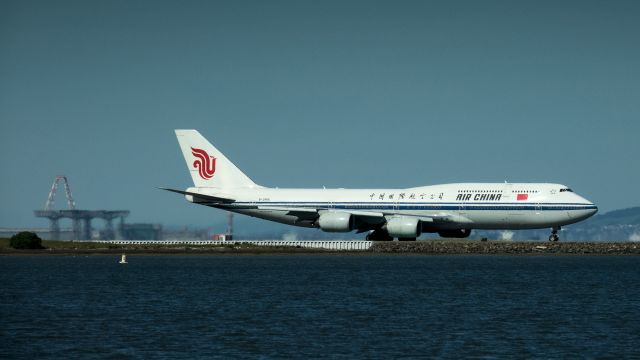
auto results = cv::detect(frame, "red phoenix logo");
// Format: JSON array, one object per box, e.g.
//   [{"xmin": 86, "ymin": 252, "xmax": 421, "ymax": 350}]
[{"xmin": 191, "ymin": 147, "xmax": 217, "ymax": 179}]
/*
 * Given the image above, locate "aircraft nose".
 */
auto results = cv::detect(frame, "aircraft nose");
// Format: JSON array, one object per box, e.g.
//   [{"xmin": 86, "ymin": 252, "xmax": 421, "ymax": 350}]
[
  {"xmin": 569, "ymin": 204, "xmax": 597, "ymax": 222},
  {"xmin": 581, "ymin": 201, "xmax": 598, "ymax": 219},
  {"xmin": 577, "ymin": 194, "xmax": 596, "ymax": 207},
  {"xmin": 574, "ymin": 194, "xmax": 597, "ymax": 219}
]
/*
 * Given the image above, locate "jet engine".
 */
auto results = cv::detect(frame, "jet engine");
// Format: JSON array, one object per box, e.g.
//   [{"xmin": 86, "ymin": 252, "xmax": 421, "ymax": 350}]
[
  {"xmin": 385, "ymin": 216, "xmax": 421, "ymax": 238},
  {"xmin": 318, "ymin": 212, "xmax": 354, "ymax": 232},
  {"xmin": 437, "ymin": 229, "xmax": 472, "ymax": 238}
]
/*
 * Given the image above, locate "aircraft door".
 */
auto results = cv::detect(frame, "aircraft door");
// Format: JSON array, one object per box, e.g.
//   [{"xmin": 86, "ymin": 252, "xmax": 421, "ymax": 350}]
[
  {"xmin": 502, "ymin": 183, "xmax": 514, "ymax": 224},
  {"xmin": 502, "ymin": 183, "xmax": 514, "ymax": 202},
  {"xmin": 458, "ymin": 198, "xmax": 466, "ymax": 215},
  {"xmin": 535, "ymin": 202, "xmax": 545, "ymax": 225},
  {"xmin": 326, "ymin": 190, "xmax": 334, "ymax": 211},
  {"xmin": 393, "ymin": 194, "xmax": 400, "ymax": 214}
]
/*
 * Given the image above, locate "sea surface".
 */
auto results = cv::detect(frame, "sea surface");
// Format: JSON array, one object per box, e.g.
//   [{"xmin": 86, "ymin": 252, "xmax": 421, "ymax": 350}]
[{"xmin": 1, "ymin": 255, "xmax": 639, "ymax": 359}]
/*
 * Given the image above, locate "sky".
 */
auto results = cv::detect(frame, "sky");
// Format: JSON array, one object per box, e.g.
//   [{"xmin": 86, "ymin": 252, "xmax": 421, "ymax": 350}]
[{"xmin": 1, "ymin": 0, "xmax": 639, "ymax": 230}]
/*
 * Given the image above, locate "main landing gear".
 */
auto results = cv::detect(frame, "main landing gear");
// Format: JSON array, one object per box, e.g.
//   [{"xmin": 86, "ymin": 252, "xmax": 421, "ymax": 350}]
[
  {"xmin": 366, "ymin": 229, "xmax": 393, "ymax": 241},
  {"xmin": 549, "ymin": 227, "xmax": 560, "ymax": 242}
]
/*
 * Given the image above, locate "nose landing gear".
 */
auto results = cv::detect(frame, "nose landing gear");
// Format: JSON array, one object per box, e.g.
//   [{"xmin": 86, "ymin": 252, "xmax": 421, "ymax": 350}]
[{"xmin": 549, "ymin": 227, "xmax": 560, "ymax": 242}]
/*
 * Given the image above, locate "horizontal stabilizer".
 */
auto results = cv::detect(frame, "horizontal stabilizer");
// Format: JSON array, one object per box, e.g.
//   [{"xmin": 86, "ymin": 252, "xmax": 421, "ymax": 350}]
[{"xmin": 160, "ymin": 188, "xmax": 235, "ymax": 204}]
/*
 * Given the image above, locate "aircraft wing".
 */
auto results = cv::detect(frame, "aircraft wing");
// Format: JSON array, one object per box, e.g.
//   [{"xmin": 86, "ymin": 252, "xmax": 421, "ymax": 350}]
[
  {"xmin": 337, "ymin": 210, "xmax": 471, "ymax": 224},
  {"xmin": 258, "ymin": 206, "xmax": 318, "ymax": 213},
  {"xmin": 427, "ymin": 213, "xmax": 473, "ymax": 224},
  {"xmin": 257, "ymin": 206, "xmax": 319, "ymax": 219},
  {"xmin": 160, "ymin": 188, "xmax": 236, "ymax": 204},
  {"xmin": 259, "ymin": 206, "xmax": 384, "ymax": 217},
  {"xmin": 258, "ymin": 206, "xmax": 385, "ymax": 221},
  {"xmin": 256, "ymin": 206, "xmax": 471, "ymax": 225}
]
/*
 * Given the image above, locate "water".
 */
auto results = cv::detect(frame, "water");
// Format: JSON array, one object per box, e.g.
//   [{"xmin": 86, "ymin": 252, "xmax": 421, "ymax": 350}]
[{"xmin": 1, "ymin": 255, "xmax": 639, "ymax": 359}]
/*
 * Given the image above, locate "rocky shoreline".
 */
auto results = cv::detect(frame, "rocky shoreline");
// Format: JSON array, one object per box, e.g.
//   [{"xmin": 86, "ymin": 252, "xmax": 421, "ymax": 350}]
[
  {"xmin": 1, "ymin": 240, "xmax": 640, "ymax": 255},
  {"xmin": 369, "ymin": 241, "xmax": 640, "ymax": 255}
]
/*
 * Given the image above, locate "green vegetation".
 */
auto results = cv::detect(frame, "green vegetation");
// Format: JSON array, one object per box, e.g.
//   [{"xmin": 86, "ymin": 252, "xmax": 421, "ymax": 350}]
[
  {"xmin": 0, "ymin": 238, "xmax": 121, "ymax": 250},
  {"xmin": 9, "ymin": 232, "xmax": 44, "ymax": 249}
]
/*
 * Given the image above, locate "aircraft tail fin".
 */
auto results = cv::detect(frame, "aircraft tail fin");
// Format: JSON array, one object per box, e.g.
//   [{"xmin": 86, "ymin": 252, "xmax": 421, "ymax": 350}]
[{"xmin": 174, "ymin": 129, "xmax": 259, "ymax": 189}]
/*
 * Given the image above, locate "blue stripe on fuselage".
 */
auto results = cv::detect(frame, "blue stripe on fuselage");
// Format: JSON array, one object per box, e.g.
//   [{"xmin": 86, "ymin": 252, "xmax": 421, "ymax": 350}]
[{"xmin": 231, "ymin": 201, "xmax": 597, "ymax": 212}]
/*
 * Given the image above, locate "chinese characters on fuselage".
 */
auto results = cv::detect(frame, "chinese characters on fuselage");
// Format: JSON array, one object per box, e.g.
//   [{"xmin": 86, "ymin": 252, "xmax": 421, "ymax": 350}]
[{"xmin": 369, "ymin": 193, "xmax": 444, "ymax": 201}]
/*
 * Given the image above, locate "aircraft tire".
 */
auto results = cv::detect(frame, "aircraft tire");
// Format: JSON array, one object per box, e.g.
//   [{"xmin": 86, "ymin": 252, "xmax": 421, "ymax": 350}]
[{"xmin": 366, "ymin": 230, "xmax": 393, "ymax": 241}]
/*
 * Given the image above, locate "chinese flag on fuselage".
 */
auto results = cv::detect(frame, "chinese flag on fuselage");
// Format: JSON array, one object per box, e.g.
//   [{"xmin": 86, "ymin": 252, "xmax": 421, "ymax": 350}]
[{"xmin": 517, "ymin": 194, "xmax": 528, "ymax": 201}]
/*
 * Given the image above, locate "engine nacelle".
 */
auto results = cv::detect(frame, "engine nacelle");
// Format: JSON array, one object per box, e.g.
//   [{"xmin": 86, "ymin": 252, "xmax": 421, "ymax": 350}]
[
  {"xmin": 385, "ymin": 216, "xmax": 421, "ymax": 238},
  {"xmin": 318, "ymin": 212, "xmax": 354, "ymax": 232},
  {"xmin": 438, "ymin": 229, "xmax": 472, "ymax": 238}
]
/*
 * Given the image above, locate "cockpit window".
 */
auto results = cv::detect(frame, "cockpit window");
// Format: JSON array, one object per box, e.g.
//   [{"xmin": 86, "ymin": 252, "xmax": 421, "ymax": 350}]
[{"xmin": 559, "ymin": 188, "xmax": 573, "ymax": 192}]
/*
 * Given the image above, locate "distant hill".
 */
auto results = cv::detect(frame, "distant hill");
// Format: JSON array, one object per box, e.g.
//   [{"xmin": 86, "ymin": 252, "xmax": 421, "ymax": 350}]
[
  {"xmin": 582, "ymin": 207, "xmax": 640, "ymax": 227},
  {"xmin": 564, "ymin": 207, "xmax": 640, "ymax": 241},
  {"xmin": 477, "ymin": 207, "xmax": 640, "ymax": 241}
]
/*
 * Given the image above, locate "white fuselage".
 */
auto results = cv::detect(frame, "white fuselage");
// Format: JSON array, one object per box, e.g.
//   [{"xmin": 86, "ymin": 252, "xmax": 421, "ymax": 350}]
[{"xmin": 186, "ymin": 182, "xmax": 597, "ymax": 232}]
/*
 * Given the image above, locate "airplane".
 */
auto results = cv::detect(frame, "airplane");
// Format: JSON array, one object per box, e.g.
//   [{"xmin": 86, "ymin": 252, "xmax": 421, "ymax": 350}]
[{"xmin": 163, "ymin": 130, "xmax": 598, "ymax": 242}]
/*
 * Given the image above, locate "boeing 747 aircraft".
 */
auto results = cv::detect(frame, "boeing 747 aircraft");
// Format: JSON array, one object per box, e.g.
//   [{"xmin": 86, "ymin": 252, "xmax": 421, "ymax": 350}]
[{"xmin": 163, "ymin": 130, "xmax": 597, "ymax": 241}]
